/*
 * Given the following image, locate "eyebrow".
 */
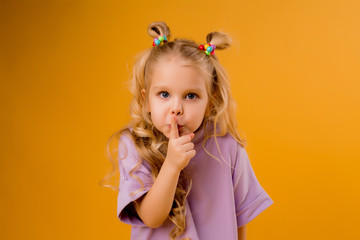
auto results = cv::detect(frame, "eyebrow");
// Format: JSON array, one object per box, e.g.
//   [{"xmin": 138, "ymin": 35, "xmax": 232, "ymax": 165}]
[{"xmin": 152, "ymin": 86, "xmax": 204, "ymax": 93}]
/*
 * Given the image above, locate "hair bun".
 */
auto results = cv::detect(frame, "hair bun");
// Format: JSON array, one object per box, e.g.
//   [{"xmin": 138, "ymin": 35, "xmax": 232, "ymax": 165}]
[
  {"xmin": 147, "ymin": 22, "xmax": 171, "ymax": 40},
  {"xmin": 206, "ymin": 32, "xmax": 231, "ymax": 50}
]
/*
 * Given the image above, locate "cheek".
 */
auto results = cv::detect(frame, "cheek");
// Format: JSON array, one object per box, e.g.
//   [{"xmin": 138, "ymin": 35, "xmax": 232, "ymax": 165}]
[
  {"xmin": 191, "ymin": 102, "xmax": 208, "ymax": 117},
  {"xmin": 149, "ymin": 99, "xmax": 166, "ymax": 116},
  {"xmin": 148, "ymin": 97, "xmax": 158, "ymax": 112}
]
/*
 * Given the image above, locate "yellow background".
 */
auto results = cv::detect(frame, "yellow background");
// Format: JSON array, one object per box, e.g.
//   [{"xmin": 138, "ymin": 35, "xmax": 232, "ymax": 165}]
[{"xmin": 1, "ymin": 0, "xmax": 360, "ymax": 239}]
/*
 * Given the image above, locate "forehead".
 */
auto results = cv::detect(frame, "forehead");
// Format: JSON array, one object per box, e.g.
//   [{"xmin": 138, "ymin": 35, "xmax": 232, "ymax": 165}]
[{"xmin": 149, "ymin": 57, "xmax": 210, "ymax": 92}]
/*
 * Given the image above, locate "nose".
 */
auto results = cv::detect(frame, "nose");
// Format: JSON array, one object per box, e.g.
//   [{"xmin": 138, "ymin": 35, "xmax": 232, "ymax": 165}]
[{"xmin": 170, "ymin": 99, "xmax": 183, "ymax": 116}]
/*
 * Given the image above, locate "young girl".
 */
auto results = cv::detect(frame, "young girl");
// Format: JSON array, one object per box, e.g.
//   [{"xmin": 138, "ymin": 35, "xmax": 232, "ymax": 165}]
[{"xmin": 111, "ymin": 21, "xmax": 273, "ymax": 240}]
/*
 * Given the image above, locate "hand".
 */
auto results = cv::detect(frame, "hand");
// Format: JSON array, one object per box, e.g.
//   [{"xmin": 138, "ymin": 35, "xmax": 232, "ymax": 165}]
[{"xmin": 164, "ymin": 115, "xmax": 196, "ymax": 172}]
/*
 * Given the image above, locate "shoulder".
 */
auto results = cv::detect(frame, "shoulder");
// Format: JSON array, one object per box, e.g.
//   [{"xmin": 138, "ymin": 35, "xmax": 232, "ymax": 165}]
[
  {"xmin": 118, "ymin": 127, "xmax": 134, "ymax": 143},
  {"xmin": 118, "ymin": 129, "xmax": 136, "ymax": 157},
  {"xmin": 216, "ymin": 132, "xmax": 249, "ymax": 168},
  {"xmin": 118, "ymin": 128, "xmax": 152, "ymax": 175},
  {"xmin": 205, "ymin": 132, "xmax": 242, "ymax": 166},
  {"xmin": 118, "ymin": 129, "xmax": 141, "ymax": 170},
  {"xmin": 212, "ymin": 132, "xmax": 240, "ymax": 151},
  {"xmin": 222, "ymin": 132, "xmax": 247, "ymax": 154}
]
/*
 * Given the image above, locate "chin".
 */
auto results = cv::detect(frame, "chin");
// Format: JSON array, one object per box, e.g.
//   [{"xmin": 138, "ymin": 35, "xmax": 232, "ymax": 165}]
[{"xmin": 162, "ymin": 130, "xmax": 171, "ymax": 139}]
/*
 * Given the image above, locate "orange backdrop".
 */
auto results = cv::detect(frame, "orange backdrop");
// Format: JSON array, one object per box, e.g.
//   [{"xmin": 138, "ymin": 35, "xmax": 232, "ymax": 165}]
[{"xmin": 1, "ymin": 0, "xmax": 360, "ymax": 239}]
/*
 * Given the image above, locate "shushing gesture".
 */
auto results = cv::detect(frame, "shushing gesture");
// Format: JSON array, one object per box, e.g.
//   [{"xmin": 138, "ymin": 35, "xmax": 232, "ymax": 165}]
[{"xmin": 165, "ymin": 115, "xmax": 196, "ymax": 172}]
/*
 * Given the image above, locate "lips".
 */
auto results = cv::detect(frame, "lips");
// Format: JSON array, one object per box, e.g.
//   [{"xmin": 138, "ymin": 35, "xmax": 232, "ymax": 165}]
[{"xmin": 168, "ymin": 124, "xmax": 183, "ymax": 130}]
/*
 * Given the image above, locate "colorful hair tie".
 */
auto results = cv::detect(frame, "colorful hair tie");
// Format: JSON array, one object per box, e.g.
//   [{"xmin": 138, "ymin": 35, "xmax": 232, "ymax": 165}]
[
  {"xmin": 199, "ymin": 44, "xmax": 216, "ymax": 55},
  {"xmin": 152, "ymin": 35, "xmax": 168, "ymax": 46}
]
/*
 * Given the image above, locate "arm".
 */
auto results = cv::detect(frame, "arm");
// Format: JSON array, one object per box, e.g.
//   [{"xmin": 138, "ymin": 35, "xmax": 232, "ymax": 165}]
[
  {"xmin": 238, "ymin": 225, "xmax": 247, "ymax": 240},
  {"xmin": 134, "ymin": 161, "xmax": 181, "ymax": 228},
  {"xmin": 134, "ymin": 116, "xmax": 195, "ymax": 228}
]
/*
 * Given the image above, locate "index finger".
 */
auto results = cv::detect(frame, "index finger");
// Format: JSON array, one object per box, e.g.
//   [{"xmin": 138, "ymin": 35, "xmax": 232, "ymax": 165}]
[{"xmin": 170, "ymin": 115, "xmax": 179, "ymax": 139}]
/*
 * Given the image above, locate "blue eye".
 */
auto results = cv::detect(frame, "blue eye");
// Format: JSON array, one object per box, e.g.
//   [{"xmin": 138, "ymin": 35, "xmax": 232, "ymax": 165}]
[
  {"xmin": 186, "ymin": 93, "xmax": 197, "ymax": 99},
  {"xmin": 160, "ymin": 91, "xmax": 169, "ymax": 98}
]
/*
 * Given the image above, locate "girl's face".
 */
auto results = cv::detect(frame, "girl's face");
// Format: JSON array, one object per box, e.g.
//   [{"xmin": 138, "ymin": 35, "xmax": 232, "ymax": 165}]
[{"xmin": 143, "ymin": 56, "xmax": 209, "ymax": 138}]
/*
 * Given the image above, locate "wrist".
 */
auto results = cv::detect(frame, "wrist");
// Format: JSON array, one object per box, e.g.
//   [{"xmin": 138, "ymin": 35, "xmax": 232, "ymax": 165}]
[{"xmin": 162, "ymin": 159, "xmax": 181, "ymax": 175}]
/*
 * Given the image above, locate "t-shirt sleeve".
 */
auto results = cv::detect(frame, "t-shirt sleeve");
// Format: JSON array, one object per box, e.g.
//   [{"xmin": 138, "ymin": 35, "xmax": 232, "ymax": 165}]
[
  {"xmin": 116, "ymin": 133, "xmax": 154, "ymax": 226},
  {"xmin": 233, "ymin": 143, "xmax": 274, "ymax": 227}
]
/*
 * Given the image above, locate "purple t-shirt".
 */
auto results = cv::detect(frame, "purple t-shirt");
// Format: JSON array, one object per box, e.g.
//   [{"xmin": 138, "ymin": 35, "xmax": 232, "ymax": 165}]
[{"xmin": 117, "ymin": 126, "xmax": 273, "ymax": 239}]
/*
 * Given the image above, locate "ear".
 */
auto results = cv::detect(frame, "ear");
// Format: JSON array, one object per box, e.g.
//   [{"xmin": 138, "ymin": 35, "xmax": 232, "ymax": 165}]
[{"xmin": 141, "ymin": 89, "xmax": 150, "ymax": 112}]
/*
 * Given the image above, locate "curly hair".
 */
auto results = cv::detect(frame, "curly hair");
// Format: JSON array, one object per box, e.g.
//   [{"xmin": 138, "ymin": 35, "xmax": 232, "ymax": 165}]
[{"xmin": 100, "ymin": 21, "xmax": 247, "ymax": 240}]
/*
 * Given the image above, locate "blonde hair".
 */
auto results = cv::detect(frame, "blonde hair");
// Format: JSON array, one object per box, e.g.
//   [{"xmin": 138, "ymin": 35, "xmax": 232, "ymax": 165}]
[{"xmin": 100, "ymin": 21, "xmax": 247, "ymax": 240}]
